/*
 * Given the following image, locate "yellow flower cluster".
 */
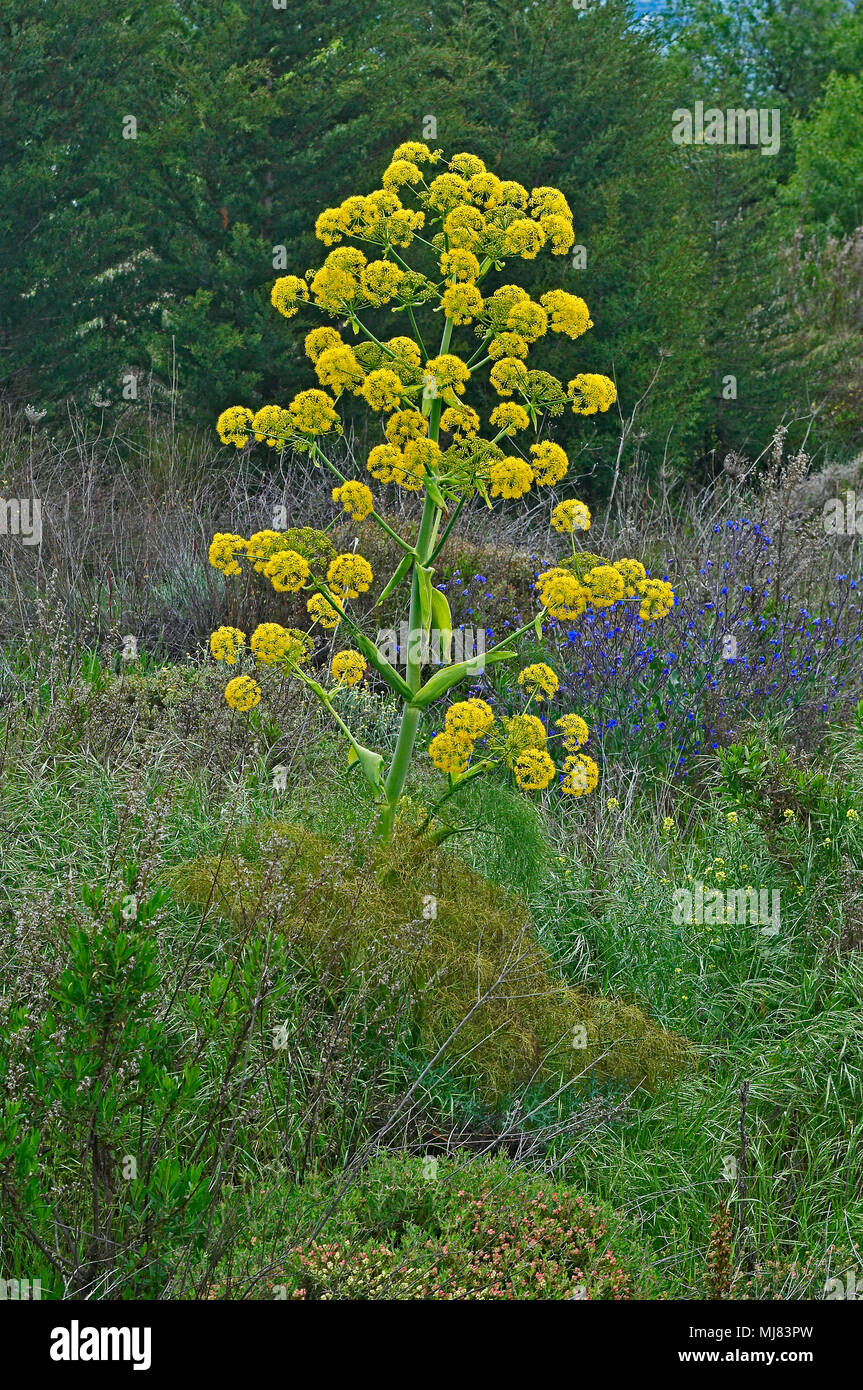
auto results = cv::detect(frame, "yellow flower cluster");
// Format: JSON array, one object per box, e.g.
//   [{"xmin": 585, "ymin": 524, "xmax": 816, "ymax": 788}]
[
  {"xmin": 332, "ymin": 480, "xmax": 374, "ymax": 521},
  {"xmin": 551, "ymin": 499, "xmax": 591, "ymax": 533},
  {"xmin": 327, "ymin": 553, "xmax": 374, "ymax": 599},
  {"xmin": 513, "ymin": 747, "xmax": 557, "ymax": 791},
  {"xmin": 428, "ymin": 728, "xmax": 475, "ymax": 776},
  {"xmin": 489, "ymin": 402, "xmax": 530, "ymax": 436},
  {"xmin": 250, "ymin": 623, "xmax": 311, "ymax": 667},
  {"xmin": 263, "ymin": 548, "xmax": 311, "ymax": 593},
  {"xmin": 252, "ymin": 405, "xmax": 291, "ymax": 446},
  {"xmin": 489, "ymin": 456, "xmax": 534, "ymax": 499},
  {"xmin": 217, "ymin": 406, "xmax": 253, "ymax": 448},
  {"xmin": 331, "ymin": 649, "xmax": 366, "ymax": 687},
  {"xmin": 529, "ymin": 441, "xmax": 568, "ymax": 486},
  {"xmin": 424, "ymin": 353, "xmax": 470, "ymax": 396},
  {"xmin": 555, "ymin": 713, "xmax": 589, "ymax": 751},
  {"xmin": 445, "ymin": 698, "xmax": 495, "ymax": 738},
  {"xmin": 245, "ymin": 530, "xmax": 287, "ymax": 572},
  {"xmin": 209, "ymin": 532, "xmax": 247, "ymax": 576},
  {"xmin": 271, "ymin": 276, "xmax": 309, "ymax": 319},
  {"xmin": 568, "ymin": 373, "xmax": 617, "ymax": 416},
  {"xmin": 613, "ymin": 557, "xmax": 647, "ymax": 596},
  {"xmin": 502, "ymin": 713, "xmax": 547, "ymax": 755},
  {"xmin": 583, "ymin": 565, "xmax": 625, "ymax": 609},
  {"xmin": 540, "ymin": 291, "xmax": 593, "ymax": 340},
  {"xmin": 636, "ymin": 577, "xmax": 675, "ymax": 622},
  {"xmin": 517, "ymin": 662, "xmax": 559, "ymax": 701},
  {"xmin": 288, "ymin": 389, "xmax": 340, "ymax": 436},
  {"xmin": 210, "ymin": 626, "xmax": 245, "ymax": 664},
  {"xmin": 536, "ymin": 567, "xmax": 588, "ymax": 620},
  {"xmin": 224, "ymin": 675, "xmax": 261, "ymax": 712},
  {"xmin": 561, "ymin": 753, "xmax": 599, "ymax": 796},
  {"xmin": 306, "ymin": 592, "xmax": 341, "ymax": 630}
]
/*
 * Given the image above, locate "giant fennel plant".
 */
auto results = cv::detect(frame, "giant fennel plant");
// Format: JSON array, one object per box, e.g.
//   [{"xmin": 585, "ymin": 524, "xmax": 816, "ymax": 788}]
[{"xmin": 208, "ymin": 144, "xmax": 675, "ymax": 841}]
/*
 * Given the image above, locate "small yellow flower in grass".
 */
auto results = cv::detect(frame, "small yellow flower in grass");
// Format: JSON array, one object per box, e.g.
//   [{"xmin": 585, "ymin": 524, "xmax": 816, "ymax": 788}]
[
  {"xmin": 209, "ymin": 532, "xmax": 247, "ymax": 577},
  {"xmin": 445, "ymin": 698, "xmax": 495, "ymax": 739},
  {"xmin": 332, "ymin": 480, "xmax": 374, "ymax": 521},
  {"xmin": 327, "ymin": 553, "xmax": 374, "ymax": 599},
  {"xmin": 210, "ymin": 626, "xmax": 246, "ymax": 664},
  {"xmin": 429, "ymin": 729, "xmax": 475, "ymax": 776},
  {"xmin": 271, "ymin": 275, "xmax": 309, "ymax": 319},
  {"xmin": 715, "ymin": 870, "xmax": 726, "ymax": 882},
  {"xmin": 726, "ymin": 812, "xmax": 739, "ymax": 824},
  {"xmin": 331, "ymin": 649, "xmax": 366, "ymax": 687},
  {"xmin": 783, "ymin": 808, "xmax": 796, "ymax": 821},
  {"xmin": 513, "ymin": 747, "xmax": 556, "ymax": 791},
  {"xmin": 529, "ymin": 441, "xmax": 568, "ymax": 486},
  {"xmin": 551, "ymin": 499, "xmax": 591, "ymax": 534},
  {"xmin": 217, "ymin": 406, "xmax": 254, "ymax": 448},
  {"xmin": 555, "ymin": 713, "xmax": 589, "ymax": 751},
  {"xmin": 606, "ymin": 797, "xmax": 619, "ymax": 810},
  {"xmin": 262, "ymin": 548, "xmax": 311, "ymax": 593},
  {"xmin": 306, "ymin": 592, "xmax": 341, "ymax": 630},
  {"xmin": 847, "ymin": 809, "xmax": 860, "ymax": 822},
  {"xmin": 517, "ymin": 662, "xmax": 559, "ymax": 701},
  {"xmin": 224, "ymin": 675, "xmax": 261, "ymax": 712},
  {"xmin": 561, "ymin": 753, "xmax": 599, "ymax": 796},
  {"xmin": 489, "ymin": 456, "xmax": 533, "ymax": 499},
  {"xmin": 663, "ymin": 816, "xmax": 674, "ymax": 830},
  {"xmin": 797, "ymin": 884, "xmax": 804, "ymax": 894}
]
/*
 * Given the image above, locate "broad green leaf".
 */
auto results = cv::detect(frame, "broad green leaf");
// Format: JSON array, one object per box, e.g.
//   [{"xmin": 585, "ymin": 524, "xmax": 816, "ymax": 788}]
[
  {"xmin": 377, "ymin": 551, "xmax": 413, "ymax": 605},
  {"xmin": 409, "ymin": 647, "xmax": 517, "ymax": 708}
]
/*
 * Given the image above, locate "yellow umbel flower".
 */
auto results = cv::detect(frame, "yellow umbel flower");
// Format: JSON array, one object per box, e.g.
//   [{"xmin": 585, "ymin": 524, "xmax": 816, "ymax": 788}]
[
  {"xmin": 361, "ymin": 260, "xmax": 404, "ymax": 306},
  {"xmin": 367, "ymin": 442, "xmax": 403, "ymax": 484},
  {"xmin": 208, "ymin": 532, "xmax": 247, "ymax": 577},
  {"xmin": 304, "ymin": 327, "xmax": 343, "ymax": 363},
  {"xmin": 551, "ymin": 499, "xmax": 591, "ymax": 533},
  {"xmin": 262, "ymin": 549, "xmax": 311, "ymax": 594},
  {"xmin": 503, "ymin": 218, "xmax": 546, "ymax": 259},
  {"xmin": 382, "ymin": 159, "xmax": 423, "ymax": 192},
  {"xmin": 361, "ymin": 369, "xmax": 403, "ymax": 413},
  {"xmin": 555, "ymin": 713, "xmax": 589, "ymax": 752},
  {"xmin": 224, "ymin": 675, "xmax": 261, "ymax": 712},
  {"xmin": 426, "ymin": 172, "xmax": 470, "ymax": 213},
  {"xmin": 568, "ymin": 373, "xmax": 617, "ymax": 415},
  {"xmin": 498, "ymin": 180, "xmax": 529, "ymax": 209},
  {"xmin": 442, "ymin": 283, "xmax": 484, "ymax": 324},
  {"xmin": 310, "ymin": 259, "xmax": 361, "ymax": 311},
  {"xmin": 424, "ymin": 353, "xmax": 470, "ymax": 396},
  {"xmin": 327, "ymin": 553, "xmax": 374, "ymax": 599},
  {"xmin": 391, "ymin": 141, "xmax": 440, "ymax": 165},
  {"xmin": 251, "ymin": 405, "xmax": 291, "ymax": 447},
  {"xmin": 530, "ymin": 187, "xmax": 573, "ymax": 221},
  {"xmin": 440, "ymin": 404, "xmax": 480, "ymax": 440},
  {"xmin": 506, "ymin": 299, "xmax": 548, "ymax": 341},
  {"xmin": 332, "ymin": 480, "xmax": 374, "ymax": 521},
  {"xmin": 539, "ymin": 216, "xmax": 575, "ymax": 254},
  {"xmin": 385, "ymin": 409, "xmax": 427, "ymax": 446},
  {"xmin": 489, "ymin": 357, "xmax": 529, "ymax": 397},
  {"xmin": 636, "ymin": 578, "xmax": 675, "ymax": 622},
  {"xmin": 517, "ymin": 662, "xmax": 559, "ymax": 701},
  {"xmin": 490, "ymin": 457, "xmax": 533, "ymax": 500},
  {"xmin": 315, "ymin": 345, "xmax": 365, "ymax": 394},
  {"xmin": 561, "ymin": 753, "xmax": 599, "ymax": 797},
  {"xmin": 513, "ymin": 748, "xmax": 556, "ymax": 791},
  {"xmin": 314, "ymin": 207, "xmax": 349, "ymax": 246},
  {"xmin": 502, "ymin": 713, "xmax": 547, "ymax": 757},
  {"xmin": 489, "ymin": 332, "xmax": 529, "ymax": 360},
  {"xmin": 288, "ymin": 389, "xmax": 340, "ymax": 436},
  {"xmin": 246, "ymin": 530, "xmax": 289, "ymax": 572},
  {"xmin": 250, "ymin": 623, "xmax": 311, "ymax": 667},
  {"xmin": 449, "ymin": 152, "xmax": 487, "ymax": 178},
  {"xmin": 385, "ymin": 336, "xmax": 423, "ymax": 369},
  {"xmin": 210, "ymin": 626, "xmax": 246, "ymax": 664},
  {"xmin": 467, "ymin": 171, "xmax": 503, "ymax": 208},
  {"xmin": 429, "ymin": 729, "xmax": 475, "ymax": 776},
  {"xmin": 613, "ymin": 557, "xmax": 647, "ymax": 597},
  {"xmin": 540, "ymin": 290, "xmax": 593, "ymax": 339},
  {"xmin": 440, "ymin": 248, "xmax": 480, "ymax": 282},
  {"xmin": 271, "ymin": 276, "xmax": 309, "ymax": 319},
  {"xmin": 445, "ymin": 698, "xmax": 495, "ymax": 739},
  {"xmin": 529, "ymin": 441, "xmax": 568, "ymax": 486},
  {"xmin": 443, "ymin": 205, "xmax": 486, "ymax": 248},
  {"xmin": 390, "ymin": 451, "xmax": 426, "ymax": 491},
  {"xmin": 583, "ymin": 565, "xmax": 626, "ymax": 609},
  {"xmin": 217, "ymin": 406, "xmax": 253, "ymax": 448},
  {"xmin": 536, "ymin": 567, "xmax": 588, "ymax": 620},
  {"xmin": 489, "ymin": 402, "xmax": 530, "ymax": 436},
  {"xmin": 331, "ymin": 649, "xmax": 367, "ymax": 687},
  {"xmin": 306, "ymin": 592, "xmax": 341, "ymax": 630}
]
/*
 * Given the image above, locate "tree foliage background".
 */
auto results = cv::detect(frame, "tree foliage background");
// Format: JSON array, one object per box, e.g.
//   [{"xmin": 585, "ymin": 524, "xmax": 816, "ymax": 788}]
[{"xmin": 2, "ymin": 0, "xmax": 862, "ymax": 488}]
